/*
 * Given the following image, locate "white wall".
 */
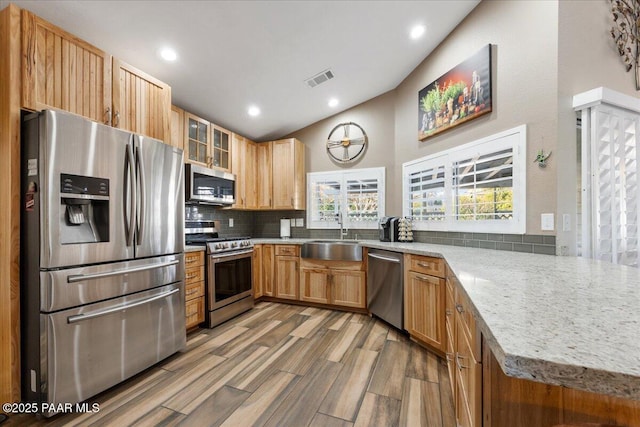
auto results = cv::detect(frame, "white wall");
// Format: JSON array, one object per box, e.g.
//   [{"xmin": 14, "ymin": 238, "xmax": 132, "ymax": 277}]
[
  {"xmin": 287, "ymin": 90, "xmax": 397, "ymax": 212},
  {"xmin": 291, "ymin": 0, "xmax": 636, "ymax": 248},
  {"xmin": 393, "ymin": 0, "xmax": 559, "ymax": 233}
]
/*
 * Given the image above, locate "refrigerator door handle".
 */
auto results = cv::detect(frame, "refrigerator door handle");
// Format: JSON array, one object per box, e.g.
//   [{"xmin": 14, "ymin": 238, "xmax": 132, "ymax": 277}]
[
  {"xmin": 66, "ymin": 259, "xmax": 180, "ymax": 283},
  {"xmin": 66, "ymin": 288, "xmax": 180, "ymax": 323},
  {"xmin": 135, "ymin": 141, "xmax": 146, "ymax": 243},
  {"xmin": 124, "ymin": 139, "xmax": 136, "ymax": 247}
]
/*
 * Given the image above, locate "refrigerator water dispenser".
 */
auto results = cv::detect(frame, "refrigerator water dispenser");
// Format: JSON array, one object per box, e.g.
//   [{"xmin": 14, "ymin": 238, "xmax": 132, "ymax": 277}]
[{"xmin": 60, "ymin": 173, "xmax": 109, "ymax": 244}]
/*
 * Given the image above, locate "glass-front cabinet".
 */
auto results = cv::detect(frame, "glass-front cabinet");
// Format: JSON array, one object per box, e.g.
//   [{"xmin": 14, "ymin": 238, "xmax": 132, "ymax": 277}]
[
  {"xmin": 185, "ymin": 113, "xmax": 210, "ymax": 166},
  {"xmin": 211, "ymin": 124, "xmax": 231, "ymax": 171}
]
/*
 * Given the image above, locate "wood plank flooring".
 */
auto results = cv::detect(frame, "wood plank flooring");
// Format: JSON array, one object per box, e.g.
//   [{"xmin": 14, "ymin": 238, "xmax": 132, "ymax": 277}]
[{"xmin": 5, "ymin": 302, "xmax": 455, "ymax": 427}]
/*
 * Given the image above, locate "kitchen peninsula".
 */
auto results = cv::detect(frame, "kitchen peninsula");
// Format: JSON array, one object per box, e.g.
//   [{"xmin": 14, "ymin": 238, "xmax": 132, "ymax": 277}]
[{"xmin": 253, "ymin": 238, "xmax": 640, "ymax": 425}]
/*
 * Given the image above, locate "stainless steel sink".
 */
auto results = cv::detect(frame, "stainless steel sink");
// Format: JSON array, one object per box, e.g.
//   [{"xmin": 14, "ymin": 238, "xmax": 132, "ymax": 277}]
[{"xmin": 301, "ymin": 240, "xmax": 363, "ymax": 261}]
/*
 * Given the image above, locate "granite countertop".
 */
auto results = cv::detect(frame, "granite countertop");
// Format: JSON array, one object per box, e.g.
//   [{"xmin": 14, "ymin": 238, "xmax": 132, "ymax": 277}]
[
  {"xmin": 192, "ymin": 237, "xmax": 639, "ymax": 399},
  {"xmin": 185, "ymin": 245, "xmax": 206, "ymax": 253},
  {"xmin": 361, "ymin": 241, "xmax": 640, "ymax": 401}
]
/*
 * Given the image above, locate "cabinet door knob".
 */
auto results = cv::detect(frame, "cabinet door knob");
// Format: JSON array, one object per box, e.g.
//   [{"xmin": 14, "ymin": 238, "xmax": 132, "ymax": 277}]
[
  {"xmin": 114, "ymin": 111, "xmax": 120, "ymax": 127},
  {"xmin": 455, "ymin": 303, "xmax": 464, "ymax": 314}
]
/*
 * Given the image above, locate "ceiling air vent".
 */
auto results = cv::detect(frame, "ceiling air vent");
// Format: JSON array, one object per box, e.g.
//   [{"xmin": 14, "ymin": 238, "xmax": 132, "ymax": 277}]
[{"xmin": 305, "ymin": 69, "xmax": 334, "ymax": 88}]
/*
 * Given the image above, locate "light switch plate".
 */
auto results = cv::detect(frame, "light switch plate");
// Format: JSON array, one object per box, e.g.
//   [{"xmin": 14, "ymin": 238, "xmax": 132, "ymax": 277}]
[
  {"xmin": 229, "ymin": 218, "xmax": 234, "ymax": 228},
  {"xmin": 295, "ymin": 218, "xmax": 304, "ymax": 227},
  {"xmin": 562, "ymin": 214, "xmax": 571, "ymax": 231},
  {"xmin": 541, "ymin": 213, "xmax": 554, "ymax": 231}
]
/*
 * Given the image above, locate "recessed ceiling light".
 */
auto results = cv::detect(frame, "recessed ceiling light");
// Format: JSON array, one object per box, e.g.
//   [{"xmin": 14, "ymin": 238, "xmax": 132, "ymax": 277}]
[
  {"xmin": 248, "ymin": 106, "xmax": 261, "ymax": 117},
  {"xmin": 160, "ymin": 48, "xmax": 177, "ymax": 61},
  {"xmin": 410, "ymin": 25, "xmax": 426, "ymax": 40},
  {"xmin": 328, "ymin": 98, "xmax": 339, "ymax": 108}
]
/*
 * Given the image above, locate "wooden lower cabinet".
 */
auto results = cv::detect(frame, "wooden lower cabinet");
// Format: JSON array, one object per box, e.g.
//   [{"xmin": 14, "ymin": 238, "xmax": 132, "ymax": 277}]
[
  {"xmin": 253, "ymin": 244, "xmax": 274, "ymax": 298},
  {"xmin": 252, "ymin": 245, "xmax": 263, "ymax": 298},
  {"xmin": 299, "ymin": 259, "xmax": 366, "ymax": 309},
  {"xmin": 447, "ymin": 270, "xmax": 482, "ymax": 427},
  {"xmin": 300, "ymin": 268, "xmax": 331, "ymax": 304},
  {"xmin": 445, "ymin": 267, "xmax": 640, "ymax": 427},
  {"xmin": 331, "ymin": 269, "xmax": 366, "ymax": 308},
  {"xmin": 184, "ymin": 250, "xmax": 205, "ymax": 330},
  {"xmin": 275, "ymin": 255, "xmax": 299, "ymax": 300},
  {"xmin": 404, "ymin": 254, "xmax": 446, "ymax": 354}
]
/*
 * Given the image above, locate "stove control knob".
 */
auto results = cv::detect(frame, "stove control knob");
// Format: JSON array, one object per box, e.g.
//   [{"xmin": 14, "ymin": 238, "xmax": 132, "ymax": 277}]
[
  {"xmin": 224, "ymin": 243, "xmax": 229, "ymax": 248},
  {"xmin": 231, "ymin": 242, "xmax": 238, "ymax": 248},
  {"xmin": 215, "ymin": 243, "xmax": 222, "ymax": 249}
]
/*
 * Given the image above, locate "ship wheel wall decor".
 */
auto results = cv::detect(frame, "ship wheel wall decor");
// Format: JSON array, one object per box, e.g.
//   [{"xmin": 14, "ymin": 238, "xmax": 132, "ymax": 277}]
[{"xmin": 326, "ymin": 122, "xmax": 368, "ymax": 163}]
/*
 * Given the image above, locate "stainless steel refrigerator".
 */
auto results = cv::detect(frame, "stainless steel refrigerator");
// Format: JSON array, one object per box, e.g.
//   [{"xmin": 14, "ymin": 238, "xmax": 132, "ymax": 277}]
[{"xmin": 20, "ymin": 110, "xmax": 186, "ymax": 416}]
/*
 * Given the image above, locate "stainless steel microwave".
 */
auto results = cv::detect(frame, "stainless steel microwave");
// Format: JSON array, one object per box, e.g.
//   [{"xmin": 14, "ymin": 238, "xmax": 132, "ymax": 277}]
[{"xmin": 185, "ymin": 164, "xmax": 235, "ymax": 205}]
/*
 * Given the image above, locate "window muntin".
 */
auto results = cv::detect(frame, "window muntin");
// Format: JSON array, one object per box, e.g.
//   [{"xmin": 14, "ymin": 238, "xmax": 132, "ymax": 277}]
[
  {"xmin": 308, "ymin": 168, "xmax": 385, "ymax": 229},
  {"xmin": 402, "ymin": 125, "xmax": 526, "ymax": 233}
]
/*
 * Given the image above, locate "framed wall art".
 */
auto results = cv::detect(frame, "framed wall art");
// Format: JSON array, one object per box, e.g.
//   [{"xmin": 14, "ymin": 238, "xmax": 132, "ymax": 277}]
[{"xmin": 418, "ymin": 44, "xmax": 492, "ymax": 141}]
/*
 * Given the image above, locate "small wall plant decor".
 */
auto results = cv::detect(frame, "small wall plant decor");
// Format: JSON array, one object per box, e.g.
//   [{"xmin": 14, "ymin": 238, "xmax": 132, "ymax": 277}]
[{"xmin": 610, "ymin": 0, "xmax": 640, "ymax": 90}]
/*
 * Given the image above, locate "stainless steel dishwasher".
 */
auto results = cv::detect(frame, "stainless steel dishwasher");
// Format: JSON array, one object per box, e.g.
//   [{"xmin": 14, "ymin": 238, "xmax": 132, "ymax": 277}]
[{"xmin": 367, "ymin": 249, "xmax": 404, "ymax": 330}]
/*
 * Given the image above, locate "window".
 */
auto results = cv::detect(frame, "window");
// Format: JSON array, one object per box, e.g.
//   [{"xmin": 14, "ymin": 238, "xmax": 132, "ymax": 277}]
[
  {"xmin": 403, "ymin": 125, "xmax": 526, "ymax": 233},
  {"xmin": 308, "ymin": 167, "xmax": 385, "ymax": 229}
]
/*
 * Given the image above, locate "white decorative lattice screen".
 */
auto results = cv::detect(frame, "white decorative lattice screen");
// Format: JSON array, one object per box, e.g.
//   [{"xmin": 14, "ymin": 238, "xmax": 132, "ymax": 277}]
[{"xmin": 579, "ymin": 99, "xmax": 640, "ymax": 267}]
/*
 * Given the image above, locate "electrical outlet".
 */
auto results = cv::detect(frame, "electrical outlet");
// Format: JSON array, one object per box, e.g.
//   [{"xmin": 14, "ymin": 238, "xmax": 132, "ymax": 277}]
[
  {"xmin": 541, "ymin": 213, "xmax": 554, "ymax": 231},
  {"xmin": 295, "ymin": 218, "xmax": 304, "ymax": 227},
  {"xmin": 229, "ymin": 218, "xmax": 234, "ymax": 228},
  {"xmin": 562, "ymin": 214, "xmax": 570, "ymax": 231}
]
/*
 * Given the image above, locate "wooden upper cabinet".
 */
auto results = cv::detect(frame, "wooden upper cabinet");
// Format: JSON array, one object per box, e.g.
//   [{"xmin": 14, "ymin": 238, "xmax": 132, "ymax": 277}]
[
  {"xmin": 272, "ymin": 138, "xmax": 305, "ymax": 210},
  {"xmin": 231, "ymin": 133, "xmax": 246, "ymax": 208},
  {"xmin": 231, "ymin": 133, "xmax": 257, "ymax": 209},
  {"xmin": 256, "ymin": 142, "xmax": 273, "ymax": 209},
  {"xmin": 170, "ymin": 105, "xmax": 184, "ymax": 151},
  {"xmin": 112, "ymin": 58, "xmax": 171, "ymax": 142},
  {"xmin": 245, "ymin": 139, "xmax": 258, "ymax": 209},
  {"xmin": 22, "ymin": 9, "xmax": 112, "ymax": 124},
  {"xmin": 22, "ymin": 9, "xmax": 171, "ymax": 143},
  {"xmin": 211, "ymin": 124, "xmax": 231, "ymax": 171},
  {"xmin": 184, "ymin": 113, "xmax": 210, "ymax": 166}
]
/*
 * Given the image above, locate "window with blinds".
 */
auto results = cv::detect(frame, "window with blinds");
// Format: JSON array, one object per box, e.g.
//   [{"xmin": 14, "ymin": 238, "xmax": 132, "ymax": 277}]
[
  {"xmin": 403, "ymin": 125, "xmax": 526, "ymax": 233},
  {"xmin": 452, "ymin": 148, "xmax": 513, "ymax": 221},
  {"xmin": 407, "ymin": 161, "xmax": 446, "ymax": 221},
  {"xmin": 307, "ymin": 168, "xmax": 385, "ymax": 229}
]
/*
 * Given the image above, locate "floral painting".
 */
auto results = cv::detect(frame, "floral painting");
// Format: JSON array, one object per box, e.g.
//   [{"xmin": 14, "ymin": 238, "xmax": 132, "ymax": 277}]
[{"xmin": 418, "ymin": 44, "xmax": 492, "ymax": 141}]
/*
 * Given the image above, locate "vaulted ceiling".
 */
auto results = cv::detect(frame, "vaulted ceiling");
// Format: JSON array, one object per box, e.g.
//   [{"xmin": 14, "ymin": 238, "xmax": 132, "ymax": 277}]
[{"xmin": 3, "ymin": 0, "xmax": 480, "ymax": 140}]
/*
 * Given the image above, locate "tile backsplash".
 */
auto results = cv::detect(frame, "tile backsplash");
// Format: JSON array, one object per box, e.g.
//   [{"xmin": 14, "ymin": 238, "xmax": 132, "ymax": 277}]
[{"xmin": 186, "ymin": 206, "xmax": 557, "ymax": 255}]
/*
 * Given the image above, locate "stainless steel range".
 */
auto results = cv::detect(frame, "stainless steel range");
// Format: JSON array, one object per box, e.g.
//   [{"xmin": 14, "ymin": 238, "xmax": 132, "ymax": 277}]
[{"xmin": 186, "ymin": 221, "xmax": 254, "ymax": 327}]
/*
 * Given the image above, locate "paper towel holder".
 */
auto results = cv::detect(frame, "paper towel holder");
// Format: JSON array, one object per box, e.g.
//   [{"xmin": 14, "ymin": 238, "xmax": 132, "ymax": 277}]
[{"xmin": 280, "ymin": 218, "xmax": 291, "ymax": 240}]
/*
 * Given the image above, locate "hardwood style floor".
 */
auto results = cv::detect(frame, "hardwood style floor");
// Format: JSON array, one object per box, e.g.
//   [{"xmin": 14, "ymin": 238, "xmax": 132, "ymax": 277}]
[{"xmin": 6, "ymin": 302, "xmax": 455, "ymax": 427}]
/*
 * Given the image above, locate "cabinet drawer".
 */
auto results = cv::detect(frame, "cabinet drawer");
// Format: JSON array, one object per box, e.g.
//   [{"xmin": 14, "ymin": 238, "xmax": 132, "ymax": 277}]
[
  {"xmin": 185, "ymin": 280, "xmax": 204, "ymax": 301},
  {"xmin": 185, "ymin": 296, "xmax": 204, "ymax": 329},
  {"xmin": 185, "ymin": 266, "xmax": 205, "ymax": 285},
  {"xmin": 185, "ymin": 251, "xmax": 204, "ymax": 267},
  {"xmin": 275, "ymin": 245, "xmax": 299, "ymax": 256},
  {"xmin": 409, "ymin": 255, "xmax": 445, "ymax": 278}
]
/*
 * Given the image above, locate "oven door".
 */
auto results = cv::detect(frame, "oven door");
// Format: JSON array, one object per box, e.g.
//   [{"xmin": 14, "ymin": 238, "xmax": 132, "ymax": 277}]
[{"xmin": 207, "ymin": 249, "xmax": 253, "ymax": 310}]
